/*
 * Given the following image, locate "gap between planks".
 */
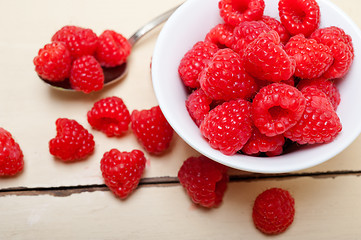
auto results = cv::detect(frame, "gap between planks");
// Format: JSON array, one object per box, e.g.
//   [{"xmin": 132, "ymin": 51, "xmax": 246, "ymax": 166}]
[{"xmin": 0, "ymin": 170, "xmax": 360, "ymax": 197}]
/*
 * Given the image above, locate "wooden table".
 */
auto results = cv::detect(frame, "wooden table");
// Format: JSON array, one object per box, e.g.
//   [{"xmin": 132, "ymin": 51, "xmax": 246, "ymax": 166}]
[{"xmin": 0, "ymin": 0, "xmax": 360, "ymax": 239}]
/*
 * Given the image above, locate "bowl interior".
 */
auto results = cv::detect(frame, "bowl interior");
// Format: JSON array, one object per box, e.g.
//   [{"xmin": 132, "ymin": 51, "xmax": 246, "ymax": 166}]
[{"xmin": 152, "ymin": 0, "xmax": 361, "ymax": 173}]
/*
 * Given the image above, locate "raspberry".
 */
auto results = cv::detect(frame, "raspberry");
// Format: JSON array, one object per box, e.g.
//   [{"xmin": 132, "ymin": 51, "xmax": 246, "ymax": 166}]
[
  {"xmin": 261, "ymin": 16, "xmax": 290, "ymax": 44},
  {"xmin": 51, "ymin": 25, "xmax": 98, "ymax": 59},
  {"xmin": 231, "ymin": 20, "xmax": 271, "ymax": 55},
  {"xmin": 252, "ymin": 83, "xmax": 306, "ymax": 137},
  {"xmin": 131, "ymin": 106, "xmax": 174, "ymax": 154},
  {"xmin": 101, "ymin": 149, "xmax": 146, "ymax": 199},
  {"xmin": 285, "ymin": 34, "xmax": 333, "ymax": 79},
  {"xmin": 178, "ymin": 155, "xmax": 229, "ymax": 208},
  {"xmin": 253, "ymin": 188, "xmax": 295, "ymax": 235},
  {"xmin": 33, "ymin": 42, "xmax": 71, "ymax": 82},
  {"xmin": 95, "ymin": 30, "xmax": 132, "ymax": 67},
  {"xmin": 185, "ymin": 88, "xmax": 212, "ymax": 126},
  {"xmin": 178, "ymin": 41, "xmax": 219, "ymax": 89},
  {"xmin": 242, "ymin": 128, "xmax": 285, "ymax": 156},
  {"xmin": 0, "ymin": 128, "xmax": 24, "ymax": 176},
  {"xmin": 244, "ymin": 31, "xmax": 296, "ymax": 82},
  {"xmin": 70, "ymin": 55, "xmax": 104, "ymax": 93},
  {"xmin": 310, "ymin": 26, "xmax": 354, "ymax": 79},
  {"xmin": 49, "ymin": 118, "xmax": 95, "ymax": 161},
  {"xmin": 278, "ymin": 0, "xmax": 320, "ymax": 37},
  {"xmin": 297, "ymin": 77, "xmax": 340, "ymax": 110},
  {"xmin": 199, "ymin": 48, "xmax": 257, "ymax": 101},
  {"xmin": 218, "ymin": 0, "xmax": 265, "ymax": 26},
  {"xmin": 205, "ymin": 23, "xmax": 235, "ymax": 49},
  {"xmin": 200, "ymin": 98, "xmax": 253, "ymax": 155},
  {"xmin": 284, "ymin": 86, "xmax": 342, "ymax": 144},
  {"xmin": 87, "ymin": 96, "xmax": 131, "ymax": 137}
]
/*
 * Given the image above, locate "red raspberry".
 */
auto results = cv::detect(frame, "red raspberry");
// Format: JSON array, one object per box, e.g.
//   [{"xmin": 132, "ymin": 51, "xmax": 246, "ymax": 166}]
[
  {"xmin": 231, "ymin": 20, "xmax": 271, "ymax": 55},
  {"xmin": 253, "ymin": 188, "xmax": 295, "ymax": 235},
  {"xmin": 199, "ymin": 48, "xmax": 257, "ymax": 101},
  {"xmin": 101, "ymin": 149, "xmax": 146, "ymax": 199},
  {"xmin": 244, "ymin": 31, "xmax": 296, "ymax": 82},
  {"xmin": 185, "ymin": 88, "xmax": 212, "ymax": 126},
  {"xmin": 242, "ymin": 128, "xmax": 285, "ymax": 156},
  {"xmin": 284, "ymin": 86, "xmax": 342, "ymax": 144},
  {"xmin": 278, "ymin": 0, "xmax": 320, "ymax": 37},
  {"xmin": 51, "ymin": 25, "xmax": 98, "ymax": 59},
  {"xmin": 218, "ymin": 0, "xmax": 265, "ymax": 26},
  {"xmin": 0, "ymin": 128, "xmax": 24, "ymax": 176},
  {"xmin": 69, "ymin": 55, "xmax": 104, "ymax": 93},
  {"xmin": 310, "ymin": 26, "xmax": 354, "ymax": 79},
  {"xmin": 261, "ymin": 16, "xmax": 290, "ymax": 44},
  {"xmin": 95, "ymin": 30, "xmax": 132, "ymax": 67},
  {"xmin": 131, "ymin": 106, "xmax": 174, "ymax": 154},
  {"xmin": 33, "ymin": 42, "xmax": 71, "ymax": 82},
  {"xmin": 178, "ymin": 155, "xmax": 229, "ymax": 208},
  {"xmin": 285, "ymin": 34, "xmax": 333, "ymax": 79},
  {"xmin": 178, "ymin": 41, "xmax": 219, "ymax": 89},
  {"xmin": 297, "ymin": 77, "xmax": 340, "ymax": 110},
  {"xmin": 252, "ymin": 83, "xmax": 306, "ymax": 137},
  {"xmin": 205, "ymin": 23, "xmax": 235, "ymax": 49},
  {"xmin": 49, "ymin": 118, "xmax": 95, "ymax": 162},
  {"xmin": 87, "ymin": 96, "xmax": 131, "ymax": 137},
  {"xmin": 200, "ymin": 98, "xmax": 253, "ymax": 155}
]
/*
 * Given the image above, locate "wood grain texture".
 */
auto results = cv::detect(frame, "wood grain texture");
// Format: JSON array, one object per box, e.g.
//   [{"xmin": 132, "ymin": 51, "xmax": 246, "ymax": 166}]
[{"xmin": 0, "ymin": 175, "xmax": 360, "ymax": 239}]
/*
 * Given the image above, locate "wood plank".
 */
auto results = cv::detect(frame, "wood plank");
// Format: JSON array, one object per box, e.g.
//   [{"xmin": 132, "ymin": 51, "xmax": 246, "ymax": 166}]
[
  {"xmin": 0, "ymin": 0, "xmax": 360, "ymax": 189},
  {"xmin": 0, "ymin": 175, "xmax": 360, "ymax": 239}
]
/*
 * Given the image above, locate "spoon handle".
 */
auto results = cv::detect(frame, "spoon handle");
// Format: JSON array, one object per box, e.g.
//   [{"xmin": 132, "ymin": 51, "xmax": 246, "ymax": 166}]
[{"xmin": 128, "ymin": 4, "xmax": 182, "ymax": 46}]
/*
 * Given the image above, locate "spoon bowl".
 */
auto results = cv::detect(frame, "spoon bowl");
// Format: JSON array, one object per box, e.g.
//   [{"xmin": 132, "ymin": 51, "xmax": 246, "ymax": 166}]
[{"xmin": 40, "ymin": 4, "xmax": 181, "ymax": 91}]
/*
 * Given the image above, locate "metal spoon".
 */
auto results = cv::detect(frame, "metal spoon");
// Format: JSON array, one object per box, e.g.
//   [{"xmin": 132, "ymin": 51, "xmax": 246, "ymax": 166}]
[{"xmin": 40, "ymin": 4, "xmax": 181, "ymax": 91}]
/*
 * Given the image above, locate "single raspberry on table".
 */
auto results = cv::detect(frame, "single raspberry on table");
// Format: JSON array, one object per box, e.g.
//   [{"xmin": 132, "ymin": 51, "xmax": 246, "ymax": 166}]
[
  {"xmin": 285, "ymin": 34, "xmax": 333, "ymax": 79},
  {"xmin": 218, "ymin": 0, "xmax": 265, "ymax": 26},
  {"xmin": 231, "ymin": 20, "xmax": 271, "ymax": 56},
  {"xmin": 33, "ymin": 42, "xmax": 71, "ymax": 82},
  {"xmin": 284, "ymin": 86, "xmax": 342, "ymax": 144},
  {"xmin": 178, "ymin": 41, "xmax": 219, "ymax": 89},
  {"xmin": 297, "ymin": 77, "xmax": 340, "ymax": 110},
  {"xmin": 205, "ymin": 23, "xmax": 235, "ymax": 49},
  {"xmin": 131, "ymin": 106, "xmax": 174, "ymax": 154},
  {"xmin": 252, "ymin": 83, "xmax": 306, "ymax": 137},
  {"xmin": 51, "ymin": 25, "xmax": 98, "ymax": 59},
  {"xmin": 199, "ymin": 48, "xmax": 257, "ymax": 101},
  {"xmin": 261, "ymin": 15, "xmax": 290, "ymax": 44},
  {"xmin": 253, "ymin": 188, "xmax": 295, "ymax": 235},
  {"xmin": 185, "ymin": 88, "xmax": 213, "ymax": 126},
  {"xmin": 70, "ymin": 55, "xmax": 104, "ymax": 93},
  {"xmin": 242, "ymin": 128, "xmax": 285, "ymax": 157},
  {"xmin": 278, "ymin": 0, "xmax": 320, "ymax": 37},
  {"xmin": 200, "ymin": 98, "xmax": 253, "ymax": 155},
  {"xmin": 101, "ymin": 149, "xmax": 146, "ymax": 199},
  {"xmin": 95, "ymin": 30, "xmax": 132, "ymax": 67},
  {"xmin": 49, "ymin": 118, "xmax": 95, "ymax": 162},
  {"xmin": 243, "ymin": 31, "xmax": 296, "ymax": 82},
  {"xmin": 310, "ymin": 26, "xmax": 354, "ymax": 79},
  {"xmin": 87, "ymin": 96, "xmax": 131, "ymax": 137},
  {"xmin": 178, "ymin": 155, "xmax": 229, "ymax": 208},
  {"xmin": 0, "ymin": 128, "xmax": 24, "ymax": 176}
]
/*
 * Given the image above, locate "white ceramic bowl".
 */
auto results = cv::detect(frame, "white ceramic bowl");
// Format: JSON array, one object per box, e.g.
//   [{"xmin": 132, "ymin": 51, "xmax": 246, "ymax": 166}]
[{"xmin": 152, "ymin": 0, "xmax": 361, "ymax": 173}]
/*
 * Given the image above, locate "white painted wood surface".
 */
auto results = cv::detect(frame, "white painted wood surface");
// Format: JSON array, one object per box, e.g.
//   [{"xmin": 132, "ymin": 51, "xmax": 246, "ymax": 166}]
[{"xmin": 0, "ymin": 0, "xmax": 360, "ymax": 239}]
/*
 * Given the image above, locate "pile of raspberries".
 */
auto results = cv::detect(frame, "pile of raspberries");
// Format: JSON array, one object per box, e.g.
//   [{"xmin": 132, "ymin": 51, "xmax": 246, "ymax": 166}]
[
  {"xmin": 33, "ymin": 26, "xmax": 132, "ymax": 93},
  {"xmin": 179, "ymin": 0, "xmax": 354, "ymax": 157}
]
